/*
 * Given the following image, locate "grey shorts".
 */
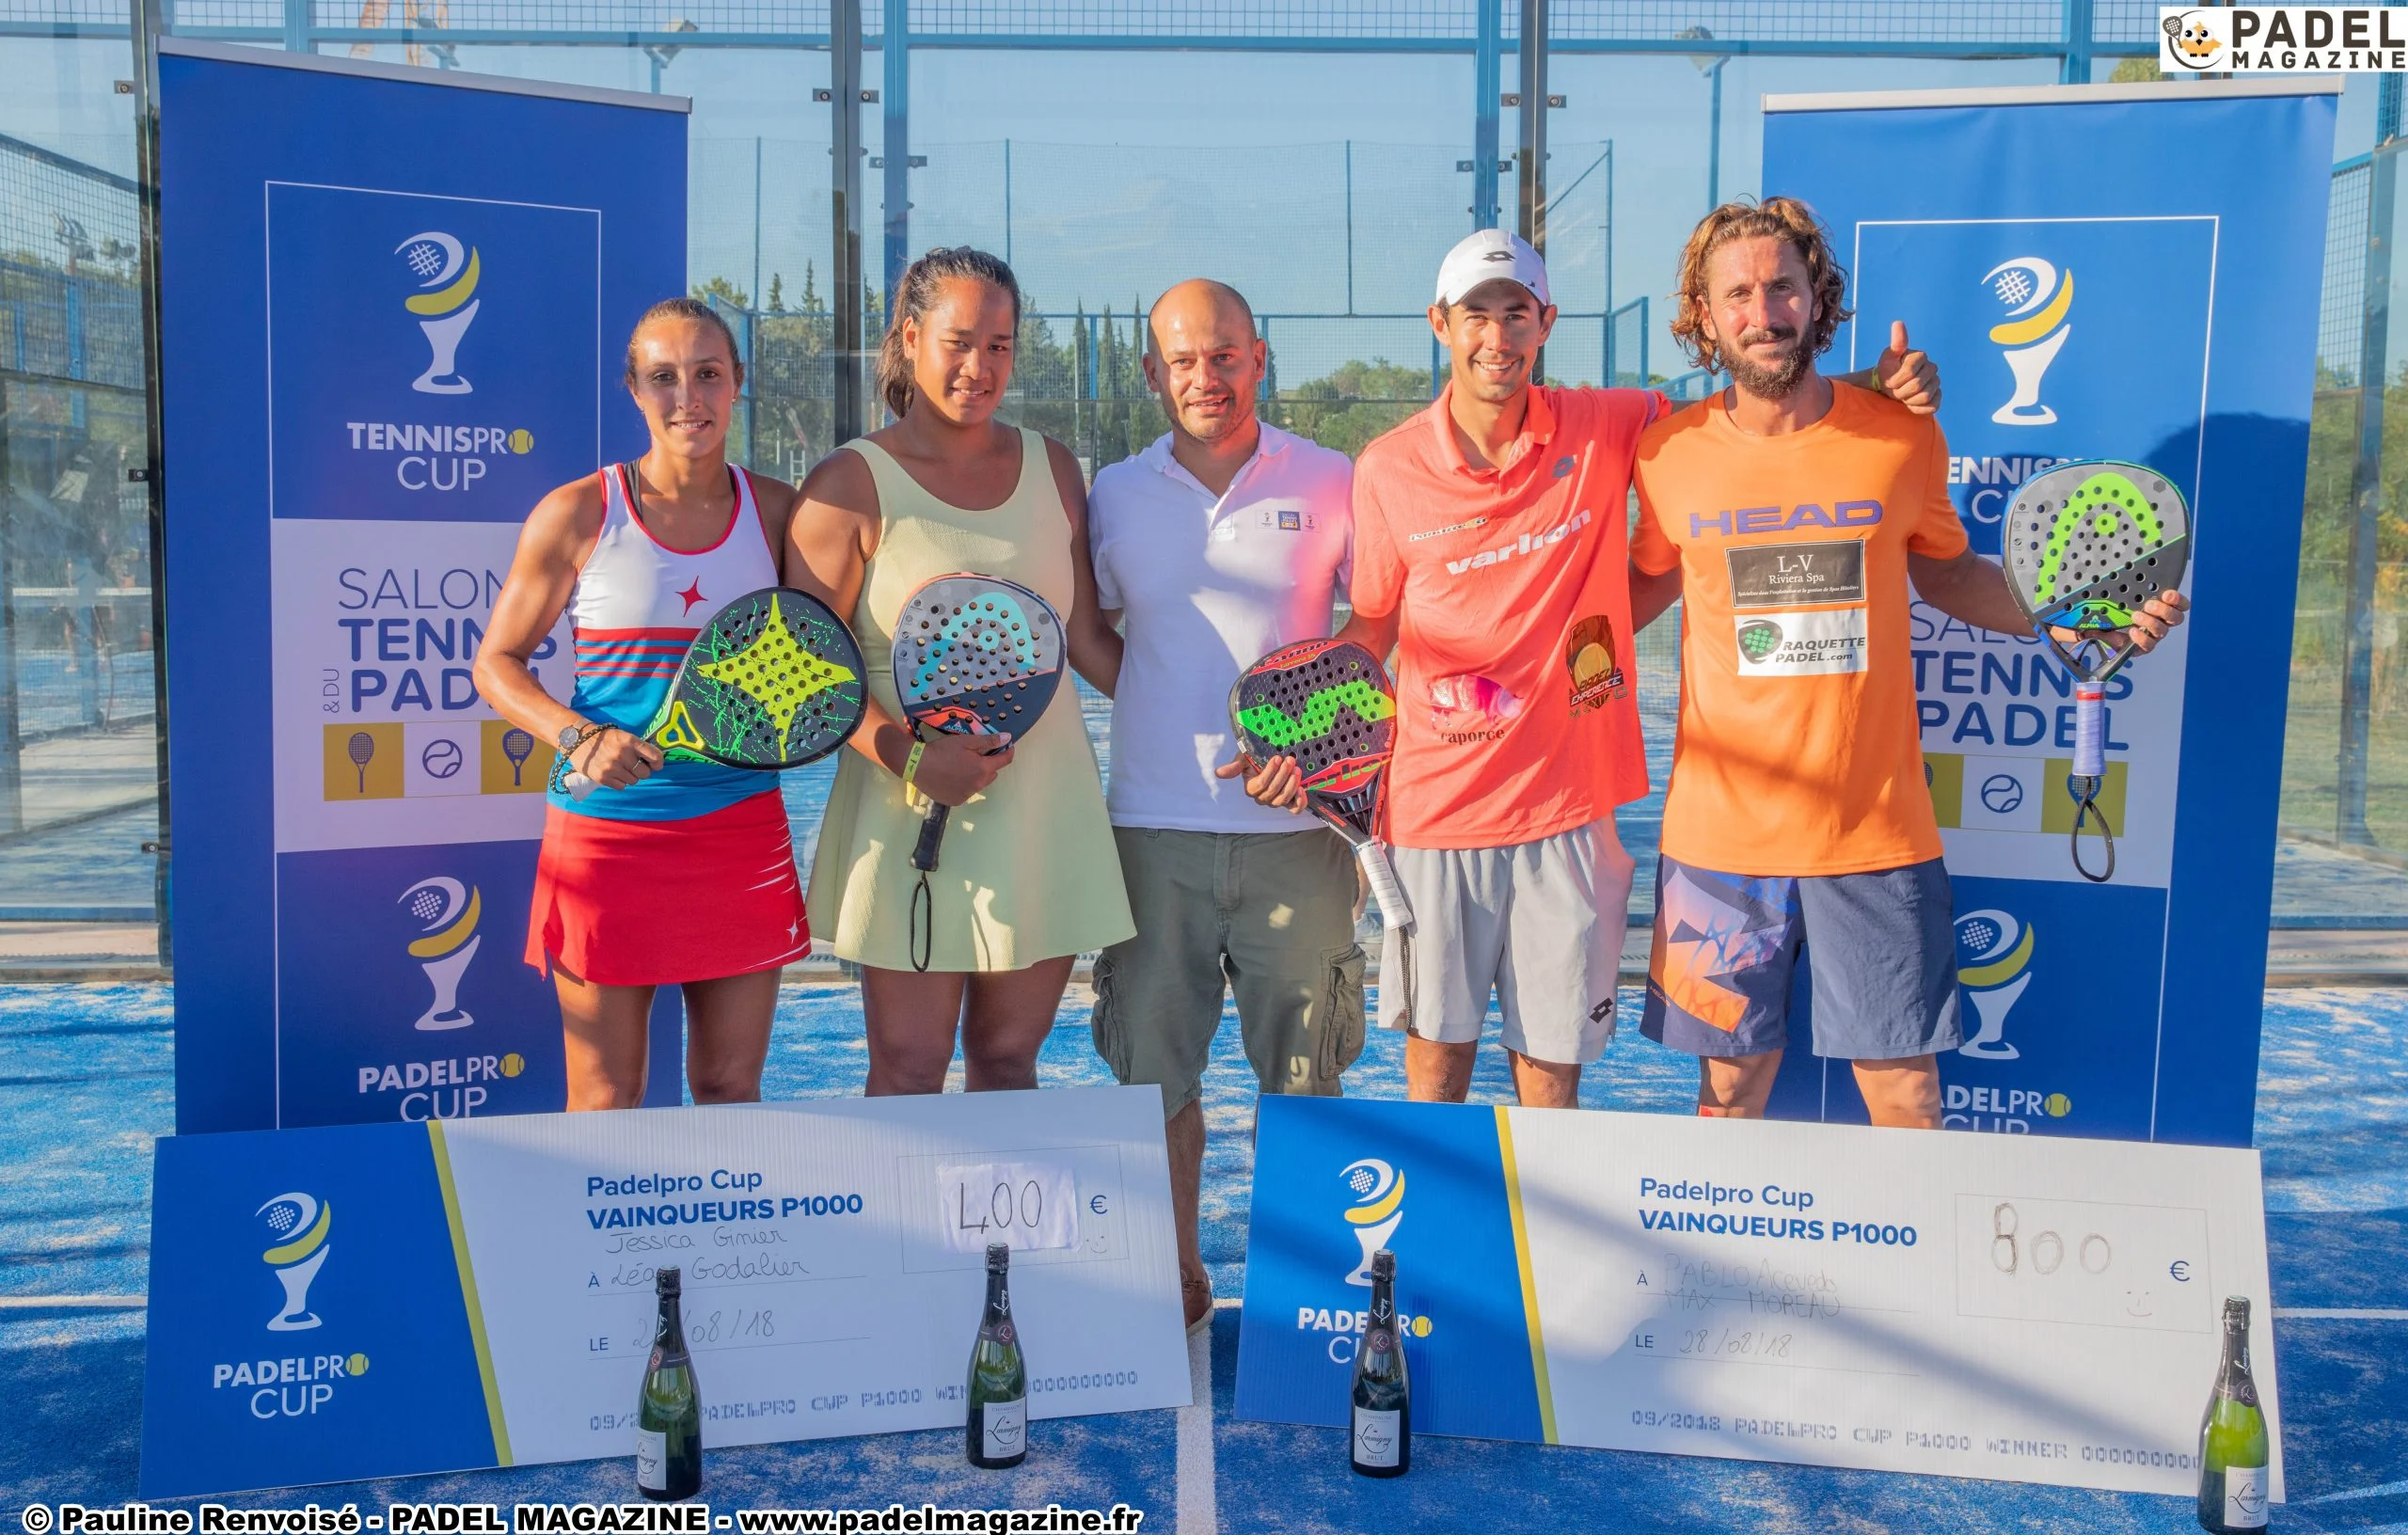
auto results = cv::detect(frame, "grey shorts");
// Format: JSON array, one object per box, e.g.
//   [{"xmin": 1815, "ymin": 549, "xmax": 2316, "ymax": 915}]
[
  {"xmin": 1090, "ymin": 826, "xmax": 1368, "ymax": 1119},
  {"xmin": 1640, "ymin": 854, "xmax": 1965, "ymax": 1061},
  {"xmin": 1378, "ymin": 818, "xmax": 1635, "ymax": 1066}
]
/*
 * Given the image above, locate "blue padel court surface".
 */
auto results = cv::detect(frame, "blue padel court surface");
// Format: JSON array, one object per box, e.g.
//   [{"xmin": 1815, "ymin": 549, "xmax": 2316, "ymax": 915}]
[{"xmin": 7, "ymin": 981, "xmax": 2407, "ymax": 1532}]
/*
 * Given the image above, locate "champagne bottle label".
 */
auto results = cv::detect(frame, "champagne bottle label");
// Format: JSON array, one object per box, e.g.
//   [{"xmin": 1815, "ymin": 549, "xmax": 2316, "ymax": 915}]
[
  {"xmin": 2223, "ymin": 1465, "xmax": 2269, "ymax": 1529},
  {"xmin": 982, "ymin": 1398, "xmax": 1026, "ymax": 1457},
  {"xmin": 1353, "ymin": 1408, "xmax": 1402, "ymax": 1469},
  {"xmin": 635, "ymin": 1429, "xmax": 667, "ymax": 1492}
]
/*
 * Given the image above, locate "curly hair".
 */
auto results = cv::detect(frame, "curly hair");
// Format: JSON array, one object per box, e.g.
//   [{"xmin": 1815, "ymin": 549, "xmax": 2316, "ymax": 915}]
[{"xmin": 1668, "ymin": 197, "xmax": 1853, "ymax": 373}]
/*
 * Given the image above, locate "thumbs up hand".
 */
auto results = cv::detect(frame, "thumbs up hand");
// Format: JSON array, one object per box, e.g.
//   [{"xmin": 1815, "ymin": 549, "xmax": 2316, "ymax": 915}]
[{"xmin": 1875, "ymin": 320, "xmax": 1942, "ymax": 415}]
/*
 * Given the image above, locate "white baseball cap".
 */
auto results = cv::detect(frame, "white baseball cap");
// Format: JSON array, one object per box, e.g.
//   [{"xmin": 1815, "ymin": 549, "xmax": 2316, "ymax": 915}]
[{"xmin": 1433, "ymin": 227, "xmax": 1552, "ymax": 309}]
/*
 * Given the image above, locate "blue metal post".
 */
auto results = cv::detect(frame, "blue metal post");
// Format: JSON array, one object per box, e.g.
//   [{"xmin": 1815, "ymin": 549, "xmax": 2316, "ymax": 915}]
[
  {"xmin": 881, "ymin": 0, "xmax": 909, "ymax": 316},
  {"xmin": 1003, "ymin": 138, "xmax": 1013, "ymax": 267},
  {"xmin": 1706, "ymin": 57, "xmax": 1725, "ymax": 209},
  {"xmin": 2059, "ymin": 0, "xmax": 2096, "ymax": 85},
  {"xmin": 1473, "ymin": 0, "xmax": 1501, "ymax": 229},
  {"xmin": 281, "ymin": 0, "xmax": 308, "ymax": 52},
  {"xmin": 1344, "ymin": 140, "xmax": 1354, "ymax": 315}
]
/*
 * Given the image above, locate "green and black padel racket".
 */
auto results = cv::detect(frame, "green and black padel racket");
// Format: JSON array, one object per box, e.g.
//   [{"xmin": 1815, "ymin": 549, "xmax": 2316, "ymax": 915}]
[
  {"xmin": 1229, "ymin": 639, "xmax": 1412, "ymax": 932},
  {"xmin": 561, "ymin": 586, "xmax": 867, "ymax": 799},
  {"xmin": 2002, "ymin": 460, "xmax": 2191, "ymax": 882}
]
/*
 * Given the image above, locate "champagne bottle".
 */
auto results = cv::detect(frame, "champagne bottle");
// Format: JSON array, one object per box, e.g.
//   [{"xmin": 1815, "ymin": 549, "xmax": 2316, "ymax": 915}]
[
  {"xmin": 1350, "ymin": 1248, "xmax": 1409, "ymax": 1478},
  {"xmin": 967, "ymin": 1242, "xmax": 1028, "ymax": 1468},
  {"xmin": 2196, "ymin": 1295, "xmax": 2270, "ymax": 1532},
  {"xmin": 635, "ymin": 1266, "xmax": 703, "ymax": 1501}
]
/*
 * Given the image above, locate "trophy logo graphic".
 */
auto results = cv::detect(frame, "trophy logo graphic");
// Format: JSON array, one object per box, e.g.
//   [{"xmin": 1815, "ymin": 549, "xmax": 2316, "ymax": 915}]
[
  {"xmin": 401, "ymin": 876, "xmax": 483, "ymax": 1031},
  {"xmin": 258, "ymin": 1192, "xmax": 332, "ymax": 1332},
  {"xmin": 1956, "ymin": 908, "xmax": 2036, "ymax": 1061},
  {"xmin": 398, "ymin": 230, "xmax": 482, "ymax": 395},
  {"xmin": 1981, "ymin": 256, "xmax": 2072, "ymax": 426},
  {"xmin": 1339, "ymin": 1158, "xmax": 1405, "ymax": 1288}
]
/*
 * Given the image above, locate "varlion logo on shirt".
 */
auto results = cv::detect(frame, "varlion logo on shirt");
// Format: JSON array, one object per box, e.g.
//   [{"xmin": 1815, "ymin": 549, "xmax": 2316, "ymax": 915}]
[
  {"xmin": 1446, "ymin": 507, "xmax": 1592, "ymax": 576},
  {"xmin": 1734, "ymin": 609, "xmax": 1867, "ymax": 676}
]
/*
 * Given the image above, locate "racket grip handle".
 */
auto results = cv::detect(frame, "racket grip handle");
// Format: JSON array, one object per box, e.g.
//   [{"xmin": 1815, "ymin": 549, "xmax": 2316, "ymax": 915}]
[
  {"xmin": 2072, "ymin": 683, "xmax": 2107, "ymax": 780},
  {"xmin": 562, "ymin": 770, "xmax": 599, "ymax": 801},
  {"xmin": 1356, "ymin": 840, "xmax": 1415, "ymax": 935},
  {"xmin": 911, "ymin": 799, "xmax": 951, "ymax": 872}
]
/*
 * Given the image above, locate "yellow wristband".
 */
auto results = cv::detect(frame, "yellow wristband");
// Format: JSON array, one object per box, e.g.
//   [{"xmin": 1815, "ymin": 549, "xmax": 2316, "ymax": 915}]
[{"xmin": 903, "ymin": 740, "xmax": 925, "ymax": 785}]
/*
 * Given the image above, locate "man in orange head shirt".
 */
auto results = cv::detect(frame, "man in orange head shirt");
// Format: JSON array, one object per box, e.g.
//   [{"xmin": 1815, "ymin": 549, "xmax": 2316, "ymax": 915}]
[{"xmin": 1629, "ymin": 198, "xmax": 2189, "ymax": 1127}]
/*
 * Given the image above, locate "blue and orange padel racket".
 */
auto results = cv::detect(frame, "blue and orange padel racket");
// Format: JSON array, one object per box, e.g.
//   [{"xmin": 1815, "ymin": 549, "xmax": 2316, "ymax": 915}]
[
  {"xmin": 2001, "ymin": 461, "xmax": 2191, "ymax": 883},
  {"xmin": 560, "ymin": 585, "xmax": 867, "ymax": 799},
  {"xmin": 891, "ymin": 574, "xmax": 1069, "ymax": 971},
  {"xmin": 1229, "ymin": 639, "xmax": 1412, "ymax": 932}
]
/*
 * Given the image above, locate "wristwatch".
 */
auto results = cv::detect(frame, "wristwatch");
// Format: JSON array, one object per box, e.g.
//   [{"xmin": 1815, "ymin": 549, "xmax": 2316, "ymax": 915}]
[{"xmin": 555, "ymin": 721, "xmax": 589, "ymax": 752}]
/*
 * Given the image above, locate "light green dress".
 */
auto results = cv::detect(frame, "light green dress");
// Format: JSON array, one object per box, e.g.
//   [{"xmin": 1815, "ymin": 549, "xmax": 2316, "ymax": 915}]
[{"xmin": 806, "ymin": 428, "xmax": 1134, "ymax": 971}]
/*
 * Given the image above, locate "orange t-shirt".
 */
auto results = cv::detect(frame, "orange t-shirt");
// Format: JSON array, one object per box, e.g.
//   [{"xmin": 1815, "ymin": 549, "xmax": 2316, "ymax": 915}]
[
  {"xmin": 1630, "ymin": 383, "xmax": 1968, "ymax": 877},
  {"xmin": 1351, "ymin": 383, "xmax": 1659, "ymax": 850}
]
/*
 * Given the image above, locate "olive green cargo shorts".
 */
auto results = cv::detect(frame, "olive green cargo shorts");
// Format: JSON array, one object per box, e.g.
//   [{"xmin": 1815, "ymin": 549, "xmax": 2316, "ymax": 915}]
[{"xmin": 1091, "ymin": 826, "xmax": 1368, "ymax": 1120}]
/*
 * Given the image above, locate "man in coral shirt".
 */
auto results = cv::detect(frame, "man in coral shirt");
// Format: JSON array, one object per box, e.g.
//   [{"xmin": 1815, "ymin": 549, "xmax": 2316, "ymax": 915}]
[
  {"xmin": 1244, "ymin": 228, "xmax": 1938, "ymax": 1108},
  {"xmin": 1629, "ymin": 198, "xmax": 2188, "ymax": 1127}
]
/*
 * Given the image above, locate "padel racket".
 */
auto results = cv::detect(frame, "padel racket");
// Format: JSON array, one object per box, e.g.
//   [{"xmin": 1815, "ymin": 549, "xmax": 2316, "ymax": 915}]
[
  {"xmin": 2001, "ymin": 460, "xmax": 2191, "ymax": 882},
  {"xmin": 1229, "ymin": 639, "xmax": 1412, "ymax": 933},
  {"xmin": 560, "ymin": 586, "xmax": 867, "ymax": 799},
  {"xmin": 890, "ymin": 574, "xmax": 1068, "ymax": 971}
]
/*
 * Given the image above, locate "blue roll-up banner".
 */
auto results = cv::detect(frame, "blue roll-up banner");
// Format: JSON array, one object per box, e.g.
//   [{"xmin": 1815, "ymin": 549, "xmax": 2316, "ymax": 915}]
[
  {"xmin": 159, "ymin": 41, "xmax": 690, "ymax": 1131},
  {"xmin": 1758, "ymin": 80, "xmax": 2337, "ymax": 1145}
]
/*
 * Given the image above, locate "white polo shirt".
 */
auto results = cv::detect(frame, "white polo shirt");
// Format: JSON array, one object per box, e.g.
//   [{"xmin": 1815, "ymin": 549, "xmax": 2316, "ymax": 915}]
[{"xmin": 1090, "ymin": 422, "xmax": 1354, "ymax": 833}]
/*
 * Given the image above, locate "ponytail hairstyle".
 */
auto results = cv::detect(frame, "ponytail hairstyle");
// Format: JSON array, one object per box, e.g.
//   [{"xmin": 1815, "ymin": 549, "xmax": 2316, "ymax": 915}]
[
  {"xmin": 877, "ymin": 245, "xmax": 1023, "ymax": 420},
  {"xmin": 625, "ymin": 295, "xmax": 742, "ymax": 385}
]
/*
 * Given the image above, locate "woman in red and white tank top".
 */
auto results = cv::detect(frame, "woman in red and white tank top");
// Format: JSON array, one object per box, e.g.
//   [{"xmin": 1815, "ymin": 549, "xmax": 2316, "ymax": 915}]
[{"xmin": 476, "ymin": 298, "xmax": 807, "ymax": 1111}]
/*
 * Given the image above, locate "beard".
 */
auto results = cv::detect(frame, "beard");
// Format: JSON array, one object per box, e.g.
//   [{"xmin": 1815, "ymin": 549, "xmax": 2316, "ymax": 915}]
[{"xmin": 1720, "ymin": 326, "xmax": 1813, "ymax": 400}]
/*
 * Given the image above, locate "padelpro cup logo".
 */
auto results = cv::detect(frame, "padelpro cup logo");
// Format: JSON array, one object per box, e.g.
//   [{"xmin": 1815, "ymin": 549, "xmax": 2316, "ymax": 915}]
[
  {"xmin": 2162, "ymin": 7, "xmax": 2408, "ymax": 71},
  {"xmin": 214, "ymin": 1193, "xmax": 372, "ymax": 1420},
  {"xmin": 1293, "ymin": 1157, "xmax": 1434, "ymax": 1365}
]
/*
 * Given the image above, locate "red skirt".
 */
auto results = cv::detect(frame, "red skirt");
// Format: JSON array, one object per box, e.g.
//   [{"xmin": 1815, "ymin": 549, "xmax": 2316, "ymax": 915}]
[{"xmin": 525, "ymin": 790, "xmax": 808, "ymax": 987}]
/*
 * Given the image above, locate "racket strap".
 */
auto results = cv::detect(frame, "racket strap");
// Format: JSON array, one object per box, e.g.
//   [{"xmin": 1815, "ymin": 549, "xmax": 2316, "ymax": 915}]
[
  {"xmin": 2067, "ymin": 776, "xmax": 2116, "ymax": 884},
  {"xmin": 910, "ymin": 873, "xmax": 933, "ymax": 973}
]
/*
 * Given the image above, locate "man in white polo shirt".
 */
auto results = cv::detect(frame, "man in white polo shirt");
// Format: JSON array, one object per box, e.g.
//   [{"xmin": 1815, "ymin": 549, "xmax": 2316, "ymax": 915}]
[{"xmin": 1086, "ymin": 277, "xmax": 1361, "ymax": 1333}]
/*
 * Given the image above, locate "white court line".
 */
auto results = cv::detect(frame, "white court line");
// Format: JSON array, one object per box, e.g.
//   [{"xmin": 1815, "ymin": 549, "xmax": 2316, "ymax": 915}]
[
  {"xmin": 0, "ymin": 1295, "xmax": 145, "ymax": 1309},
  {"xmin": 2274, "ymin": 1307, "xmax": 2408, "ymax": 1320},
  {"xmin": 1176, "ymin": 1319, "xmax": 1218, "ymax": 1535},
  {"xmin": 2305, "ymin": 1478, "xmax": 2408, "ymax": 1505}
]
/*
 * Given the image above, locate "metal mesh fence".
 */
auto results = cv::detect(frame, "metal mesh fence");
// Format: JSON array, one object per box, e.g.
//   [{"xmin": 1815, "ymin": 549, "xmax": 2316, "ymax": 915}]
[
  {"xmin": 0, "ymin": 130, "xmax": 156, "ymax": 864},
  {"xmin": 2322, "ymin": 160, "xmax": 2371, "ymax": 387},
  {"xmin": 0, "ymin": 134, "xmax": 144, "ymax": 394}
]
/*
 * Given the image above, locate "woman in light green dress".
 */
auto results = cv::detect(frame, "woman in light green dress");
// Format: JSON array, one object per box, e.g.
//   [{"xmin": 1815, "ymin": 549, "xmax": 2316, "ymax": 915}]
[{"xmin": 785, "ymin": 246, "xmax": 1133, "ymax": 1094}]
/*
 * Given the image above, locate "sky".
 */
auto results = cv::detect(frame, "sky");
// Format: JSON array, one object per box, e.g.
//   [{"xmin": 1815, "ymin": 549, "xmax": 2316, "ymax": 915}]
[{"xmin": 2, "ymin": 31, "xmax": 2384, "ymax": 383}]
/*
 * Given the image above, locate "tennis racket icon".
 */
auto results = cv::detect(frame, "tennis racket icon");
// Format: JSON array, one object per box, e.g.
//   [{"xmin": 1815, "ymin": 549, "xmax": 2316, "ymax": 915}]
[
  {"xmin": 500, "ymin": 727, "xmax": 535, "ymax": 786},
  {"xmin": 2002, "ymin": 461, "xmax": 2191, "ymax": 882},
  {"xmin": 890, "ymin": 574, "xmax": 1068, "ymax": 972},
  {"xmin": 346, "ymin": 731, "xmax": 375, "ymax": 795},
  {"xmin": 559, "ymin": 586, "xmax": 866, "ymax": 799},
  {"xmin": 1229, "ymin": 639, "xmax": 1412, "ymax": 933}
]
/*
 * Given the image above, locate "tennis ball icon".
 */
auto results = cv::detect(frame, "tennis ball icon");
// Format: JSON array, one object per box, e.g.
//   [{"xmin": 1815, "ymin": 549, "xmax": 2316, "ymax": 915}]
[
  {"xmin": 508, "ymin": 428, "xmax": 534, "ymax": 454},
  {"xmin": 500, "ymin": 1052, "xmax": 525, "ymax": 1077},
  {"xmin": 346, "ymin": 1353, "xmax": 370, "ymax": 1376},
  {"xmin": 1411, "ymin": 1316, "xmax": 1432, "ymax": 1337},
  {"xmin": 2044, "ymin": 1092, "xmax": 2071, "ymax": 1117}
]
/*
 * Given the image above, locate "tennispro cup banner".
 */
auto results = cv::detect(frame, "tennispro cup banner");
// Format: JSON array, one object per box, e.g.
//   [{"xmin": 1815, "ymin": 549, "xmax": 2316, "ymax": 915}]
[
  {"xmin": 158, "ymin": 41, "xmax": 688, "ymax": 1131},
  {"xmin": 1758, "ymin": 79, "xmax": 2337, "ymax": 1146}
]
